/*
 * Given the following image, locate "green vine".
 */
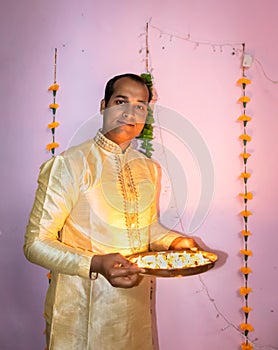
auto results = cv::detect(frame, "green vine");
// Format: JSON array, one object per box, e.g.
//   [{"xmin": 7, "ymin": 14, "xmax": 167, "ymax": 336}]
[{"xmin": 137, "ymin": 73, "xmax": 155, "ymax": 158}]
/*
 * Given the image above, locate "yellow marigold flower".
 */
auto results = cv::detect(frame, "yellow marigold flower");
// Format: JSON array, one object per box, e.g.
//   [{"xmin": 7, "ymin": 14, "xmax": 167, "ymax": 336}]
[
  {"xmin": 241, "ymin": 230, "xmax": 251, "ymax": 236},
  {"xmin": 238, "ymin": 115, "xmax": 252, "ymax": 122},
  {"xmin": 46, "ymin": 142, "xmax": 60, "ymax": 150},
  {"xmin": 240, "ymin": 249, "xmax": 253, "ymax": 256},
  {"xmin": 240, "ymin": 153, "xmax": 251, "ymax": 159},
  {"xmin": 240, "ymin": 210, "xmax": 252, "ymax": 217},
  {"xmin": 239, "ymin": 134, "xmax": 252, "ymax": 142},
  {"xmin": 241, "ymin": 342, "xmax": 253, "ymax": 350},
  {"xmin": 48, "ymin": 121, "xmax": 60, "ymax": 129},
  {"xmin": 48, "ymin": 84, "xmax": 60, "ymax": 91},
  {"xmin": 237, "ymin": 77, "xmax": 251, "ymax": 85},
  {"xmin": 240, "ymin": 172, "xmax": 251, "ymax": 179},
  {"xmin": 242, "ymin": 306, "xmax": 253, "ymax": 313},
  {"xmin": 239, "ymin": 192, "xmax": 253, "ymax": 200},
  {"xmin": 240, "ymin": 267, "xmax": 252, "ymax": 274},
  {"xmin": 240, "ymin": 323, "xmax": 254, "ymax": 332},
  {"xmin": 238, "ymin": 96, "xmax": 251, "ymax": 103}
]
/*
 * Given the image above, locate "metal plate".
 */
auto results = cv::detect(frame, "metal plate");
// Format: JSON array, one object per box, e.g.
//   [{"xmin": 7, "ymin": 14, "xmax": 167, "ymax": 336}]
[{"xmin": 128, "ymin": 250, "xmax": 218, "ymax": 278}]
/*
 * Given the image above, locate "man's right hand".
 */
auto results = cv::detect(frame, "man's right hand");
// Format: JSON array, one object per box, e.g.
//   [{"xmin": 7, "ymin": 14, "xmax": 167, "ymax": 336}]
[{"xmin": 90, "ymin": 253, "xmax": 144, "ymax": 288}]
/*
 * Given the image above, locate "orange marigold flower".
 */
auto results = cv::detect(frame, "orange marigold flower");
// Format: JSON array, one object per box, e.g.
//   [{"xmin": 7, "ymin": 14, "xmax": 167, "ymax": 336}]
[
  {"xmin": 240, "ymin": 153, "xmax": 251, "ymax": 159},
  {"xmin": 48, "ymin": 84, "xmax": 60, "ymax": 91},
  {"xmin": 46, "ymin": 272, "xmax": 52, "ymax": 279},
  {"xmin": 241, "ymin": 230, "xmax": 251, "ymax": 236},
  {"xmin": 240, "ymin": 249, "xmax": 253, "ymax": 256},
  {"xmin": 241, "ymin": 342, "xmax": 253, "ymax": 350},
  {"xmin": 240, "ymin": 172, "xmax": 251, "ymax": 179},
  {"xmin": 49, "ymin": 103, "xmax": 59, "ymax": 109},
  {"xmin": 240, "ymin": 210, "xmax": 252, "ymax": 217},
  {"xmin": 242, "ymin": 306, "xmax": 253, "ymax": 313},
  {"xmin": 46, "ymin": 142, "xmax": 60, "ymax": 151},
  {"xmin": 237, "ymin": 77, "xmax": 251, "ymax": 85},
  {"xmin": 240, "ymin": 287, "xmax": 253, "ymax": 296},
  {"xmin": 48, "ymin": 121, "xmax": 60, "ymax": 129},
  {"xmin": 240, "ymin": 267, "xmax": 252, "ymax": 274},
  {"xmin": 238, "ymin": 96, "xmax": 251, "ymax": 103},
  {"xmin": 239, "ymin": 192, "xmax": 253, "ymax": 200},
  {"xmin": 238, "ymin": 115, "xmax": 252, "ymax": 122},
  {"xmin": 239, "ymin": 134, "xmax": 252, "ymax": 142},
  {"xmin": 240, "ymin": 323, "xmax": 254, "ymax": 332}
]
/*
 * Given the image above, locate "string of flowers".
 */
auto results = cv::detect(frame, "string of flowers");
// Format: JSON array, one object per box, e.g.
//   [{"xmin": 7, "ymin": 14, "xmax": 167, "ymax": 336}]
[
  {"xmin": 47, "ymin": 48, "xmax": 60, "ymax": 156},
  {"xmin": 238, "ymin": 43, "xmax": 254, "ymax": 350}
]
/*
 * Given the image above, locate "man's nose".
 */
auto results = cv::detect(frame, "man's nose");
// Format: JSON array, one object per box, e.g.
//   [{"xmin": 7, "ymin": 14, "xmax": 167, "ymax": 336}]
[{"xmin": 122, "ymin": 104, "xmax": 136, "ymax": 118}]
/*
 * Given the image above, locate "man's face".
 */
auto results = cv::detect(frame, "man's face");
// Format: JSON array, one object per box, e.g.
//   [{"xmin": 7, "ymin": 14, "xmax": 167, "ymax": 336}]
[{"xmin": 100, "ymin": 77, "xmax": 149, "ymax": 148}]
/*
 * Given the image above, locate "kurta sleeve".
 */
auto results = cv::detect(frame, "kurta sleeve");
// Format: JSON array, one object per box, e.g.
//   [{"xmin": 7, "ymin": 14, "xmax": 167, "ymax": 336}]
[
  {"xmin": 24, "ymin": 155, "xmax": 93, "ymax": 279},
  {"xmin": 149, "ymin": 161, "xmax": 183, "ymax": 251}
]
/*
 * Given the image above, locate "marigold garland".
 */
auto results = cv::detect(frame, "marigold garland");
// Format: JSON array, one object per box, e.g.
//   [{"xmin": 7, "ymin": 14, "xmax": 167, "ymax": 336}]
[
  {"xmin": 237, "ymin": 45, "xmax": 254, "ymax": 349},
  {"xmin": 47, "ymin": 48, "xmax": 60, "ymax": 156}
]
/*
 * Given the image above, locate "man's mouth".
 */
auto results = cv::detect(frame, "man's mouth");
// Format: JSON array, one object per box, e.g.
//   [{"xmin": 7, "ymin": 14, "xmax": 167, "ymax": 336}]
[{"xmin": 117, "ymin": 120, "xmax": 136, "ymax": 127}]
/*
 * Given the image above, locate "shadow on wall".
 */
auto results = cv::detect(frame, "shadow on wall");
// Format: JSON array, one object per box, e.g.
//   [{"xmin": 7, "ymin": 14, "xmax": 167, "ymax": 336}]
[{"xmin": 193, "ymin": 236, "xmax": 228, "ymax": 270}]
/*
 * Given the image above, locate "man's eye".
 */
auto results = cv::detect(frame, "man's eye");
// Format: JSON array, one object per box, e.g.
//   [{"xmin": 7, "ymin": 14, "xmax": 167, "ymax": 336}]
[
  {"xmin": 136, "ymin": 105, "xmax": 147, "ymax": 111},
  {"xmin": 115, "ymin": 100, "xmax": 125, "ymax": 105}
]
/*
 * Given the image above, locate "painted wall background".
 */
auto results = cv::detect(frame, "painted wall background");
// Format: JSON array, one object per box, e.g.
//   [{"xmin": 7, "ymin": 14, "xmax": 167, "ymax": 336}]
[{"xmin": 0, "ymin": 0, "xmax": 277, "ymax": 349}]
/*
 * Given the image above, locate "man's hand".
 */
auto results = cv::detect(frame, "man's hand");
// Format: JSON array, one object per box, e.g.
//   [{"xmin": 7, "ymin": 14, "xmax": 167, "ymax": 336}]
[
  {"xmin": 169, "ymin": 236, "xmax": 200, "ymax": 251},
  {"xmin": 90, "ymin": 253, "xmax": 144, "ymax": 288}
]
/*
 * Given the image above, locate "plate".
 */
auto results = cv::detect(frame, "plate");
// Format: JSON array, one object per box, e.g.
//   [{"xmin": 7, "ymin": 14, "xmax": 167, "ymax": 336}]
[{"xmin": 128, "ymin": 250, "xmax": 218, "ymax": 277}]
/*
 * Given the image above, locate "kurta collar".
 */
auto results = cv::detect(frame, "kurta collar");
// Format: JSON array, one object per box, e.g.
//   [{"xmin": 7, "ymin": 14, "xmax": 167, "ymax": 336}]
[{"xmin": 94, "ymin": 130, "xmax": 131, "ymax": 154}]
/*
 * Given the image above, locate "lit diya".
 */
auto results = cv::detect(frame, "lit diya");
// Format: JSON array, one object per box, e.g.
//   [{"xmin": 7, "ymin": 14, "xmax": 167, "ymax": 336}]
[{"xmin": 128, "ymin": 249, "xmax": 218, "ymax": 277}]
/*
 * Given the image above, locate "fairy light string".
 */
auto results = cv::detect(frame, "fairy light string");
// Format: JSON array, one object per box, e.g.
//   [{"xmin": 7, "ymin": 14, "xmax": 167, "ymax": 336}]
[
  {"xmin": 147, "ymin": 21, "xmax": 278, "ymax": 86},
  {"xmin": 47, "ymin": 48, "xmax": 60, "ymax": 156},
  {"xmin": 149, "ymin": 21, "xmax": 244, "ymax": 54}
]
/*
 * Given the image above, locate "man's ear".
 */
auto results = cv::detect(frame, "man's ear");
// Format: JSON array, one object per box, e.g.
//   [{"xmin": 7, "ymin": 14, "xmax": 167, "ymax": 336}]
[{"xmin": 100, "ymin": 99, "xmax": 105, "ymax": 115}]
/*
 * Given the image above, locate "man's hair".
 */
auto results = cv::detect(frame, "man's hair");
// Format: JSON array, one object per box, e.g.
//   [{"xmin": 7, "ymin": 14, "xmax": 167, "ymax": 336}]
[{"xmin": 104, "ymin": 73, "xmax": 153, "ymax": 106}]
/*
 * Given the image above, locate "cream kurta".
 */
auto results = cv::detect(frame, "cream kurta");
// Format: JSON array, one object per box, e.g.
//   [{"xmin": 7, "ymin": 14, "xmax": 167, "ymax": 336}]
[{"xmin": 24, "ymin": 131, "xmax": 181, "ymax": 350}]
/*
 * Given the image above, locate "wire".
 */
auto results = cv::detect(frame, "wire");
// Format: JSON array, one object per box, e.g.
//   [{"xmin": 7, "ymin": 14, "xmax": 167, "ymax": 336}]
[{"xmin": 254, "ymin": 57, "xmax": 278, "ymax": 84}]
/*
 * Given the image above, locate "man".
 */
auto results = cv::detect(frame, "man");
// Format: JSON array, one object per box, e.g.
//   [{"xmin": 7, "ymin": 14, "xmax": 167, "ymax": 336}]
[{"xmin": 24, "ymin": 73, "xmax": 198, "ymax": 350}]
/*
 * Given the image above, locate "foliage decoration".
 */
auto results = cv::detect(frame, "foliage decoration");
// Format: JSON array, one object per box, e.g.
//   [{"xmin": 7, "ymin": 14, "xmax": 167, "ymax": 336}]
[{"xmin": 136, "ymin": 74, "xmax": 155, "ymax": 158}]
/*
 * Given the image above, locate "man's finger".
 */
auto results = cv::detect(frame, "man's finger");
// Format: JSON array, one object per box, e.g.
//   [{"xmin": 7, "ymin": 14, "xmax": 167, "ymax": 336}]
[{"xmin": 110, "ymin": 266, "xmax": 145, "ymax": 278}]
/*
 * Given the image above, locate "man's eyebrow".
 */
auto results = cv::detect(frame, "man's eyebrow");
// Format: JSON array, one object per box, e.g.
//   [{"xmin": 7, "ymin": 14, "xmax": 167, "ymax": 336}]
[
  {"xmin": 114, "ymin": 95, "xmax": 148, "ymax": 104},
  {"xmin": 138, "ymin": 100, "xmax": 148, "ymax": 105},
  {"xmin": 114, "ymin": 95, "xmax": 128, "ymax": 99}
]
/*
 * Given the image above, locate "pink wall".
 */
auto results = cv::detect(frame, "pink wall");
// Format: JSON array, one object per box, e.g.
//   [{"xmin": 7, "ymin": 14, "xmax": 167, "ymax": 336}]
[{"xmin": 1, "ymin": 0, "xmax": 277, "ymax": 349}]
